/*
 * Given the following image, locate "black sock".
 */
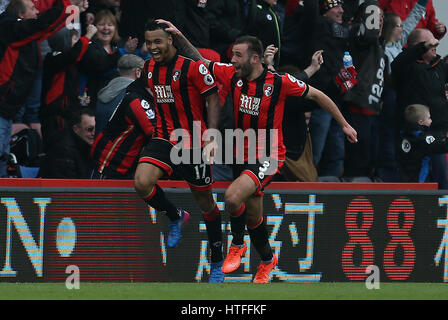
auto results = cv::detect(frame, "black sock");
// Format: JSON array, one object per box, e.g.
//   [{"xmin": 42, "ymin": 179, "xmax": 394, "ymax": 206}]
[
  {"xmin": 247, "ymin": 218, "xmax": 273, "ymax": 262},
  {"xmin": 203, "ymin": 205, "xmax": 223, "ymax": 263},
  {"xmin": 144, "ymin": 184, "xmax": 179, "ymax": 221},
  {"xmin": 229, "ymin": 204, "xmax": 246, "ymax": 246}
]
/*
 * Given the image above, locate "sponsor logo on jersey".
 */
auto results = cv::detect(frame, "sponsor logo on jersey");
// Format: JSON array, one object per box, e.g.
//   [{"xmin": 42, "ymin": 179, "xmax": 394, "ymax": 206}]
[
  {"xmin": 239, "ymin": 94, "xmax": 261, "ymax": 116},
  {"xmin": 154, "ymin": 85, "xmax": 175, "ymax": 103}
]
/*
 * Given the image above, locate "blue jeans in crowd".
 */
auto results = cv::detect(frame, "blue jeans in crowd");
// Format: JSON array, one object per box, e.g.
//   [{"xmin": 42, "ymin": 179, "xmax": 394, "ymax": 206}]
[
  {"xmin": 308, "ymin": 107, "xmax": 345, "ymax": 177},
  {"xmin": 0, "ymin": 116, "xmax": 12, "ymax": 177},
  {"xmin": 14, "ymin": 66, "xmax": 42, "ymax": 125}
]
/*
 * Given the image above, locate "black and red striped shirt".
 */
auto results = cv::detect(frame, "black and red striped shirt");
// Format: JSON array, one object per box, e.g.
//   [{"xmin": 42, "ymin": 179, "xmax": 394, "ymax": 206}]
[
  {"xmin": 210, "ymin": 62, "xmax": 309, "ymax": 161},
  {"xmin": 0, "ymin": 0, "xmax": 72, "ymax": 120},
  {"xmin": 91, "ymin": 81, "xmax": 155, "ymax": 178},
  {"xmin": 141, "ymin": 54, "xmax": 218, "ymax": 147},
  {"xmin": 40, "ymin": 36, "xmax": 90, "ymax": 132}
]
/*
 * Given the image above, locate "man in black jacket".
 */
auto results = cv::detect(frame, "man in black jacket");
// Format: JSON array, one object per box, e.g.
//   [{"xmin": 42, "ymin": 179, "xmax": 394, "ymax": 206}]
[
  {"xmin": 205, "ymin": 0, "xmax": 248, "ymax": 63},
  {"xmin": 0, "ymin": 0, "xmax": 87, "ymax": 177},
  {"xmin": 341, "ymin": 0, "xmax": 385, "ymax": 180},
  {"xmin": 39, "ymin": 108, "xmax": 96, "ymax": 178},
  {"xmin": 300, "ymin": 0, "xmax": 350, "ymax": 179},
  {"xmin": 392, "ymin": 28, "xmax": 448, "ymax": 188}
]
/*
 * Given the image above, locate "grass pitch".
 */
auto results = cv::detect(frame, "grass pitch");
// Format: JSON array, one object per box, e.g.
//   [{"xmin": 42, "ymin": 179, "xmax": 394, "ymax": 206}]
[{"xmin": 0, "ymin": 282, "xmax": 446, "ymax": 300}]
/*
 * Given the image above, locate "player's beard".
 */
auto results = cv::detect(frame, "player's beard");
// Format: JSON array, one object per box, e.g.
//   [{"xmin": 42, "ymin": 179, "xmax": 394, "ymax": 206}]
[{"xmin": 236, "ymin": 59, "xmax": 252, "ymax": 79}]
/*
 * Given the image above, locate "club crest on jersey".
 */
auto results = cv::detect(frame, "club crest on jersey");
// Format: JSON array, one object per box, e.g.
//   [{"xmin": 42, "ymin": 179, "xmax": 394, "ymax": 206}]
[
  {"xmin": 237, "ymin": 79, "xmax": 243, "ymax": 87},
  {"xmin": 173, "ymin": 70, "xmax": 181, "ymax": 82},
  {"xmin": 154, "ymin": 85, "xmax": 175, "ymax": 103},
  {"xmin": 199, "ymin": 64, "xmax": 209, "ymax": 75},
  {"xmin": 204, "ymin": 74, "xmax": 214, "ymax": 85},
  {"xmin": 148, "ymin": 72, "xmax": 152, "ymax": 79},
  {"xmin": 239, "ymin": 94, "xmax": 261, "ymax": 116},
  {"xmin": 263, "ymin": 84, "xmax": 273, "ymax": 97}
]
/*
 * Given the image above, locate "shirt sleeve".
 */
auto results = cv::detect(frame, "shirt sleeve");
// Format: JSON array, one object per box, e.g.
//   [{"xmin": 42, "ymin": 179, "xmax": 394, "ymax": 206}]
[
  {"xmin": 209, "ymin": 61, "xmax": 235, "ymax": 92},
  {"xmin": 282, "ymin": 73, "xmax": 309, "ymax": 98},
  {"xmin": 189, "ymin": 60, "xmax": 218, "ymax": 96},
  {"xmin": 127, "ymin": 97, "xmax": 155, "ymax": 137}
]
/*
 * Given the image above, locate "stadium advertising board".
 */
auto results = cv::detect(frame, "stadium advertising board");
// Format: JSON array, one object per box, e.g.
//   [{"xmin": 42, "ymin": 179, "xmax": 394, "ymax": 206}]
[{"xmin": 0, "ymin": 180, "xmax": 446, "ymax": 283}]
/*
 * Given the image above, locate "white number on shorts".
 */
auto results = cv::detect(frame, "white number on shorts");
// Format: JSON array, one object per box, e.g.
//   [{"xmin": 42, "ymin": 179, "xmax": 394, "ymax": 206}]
[{"xmin": 194, "ymin": 164, "xmax": 207, "ymax": 180}]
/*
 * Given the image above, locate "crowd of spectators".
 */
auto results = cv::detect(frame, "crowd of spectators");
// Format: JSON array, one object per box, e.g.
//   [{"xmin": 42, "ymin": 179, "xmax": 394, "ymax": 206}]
[{"xmin": 1, "ymin": 0, "xmax": 448, "ymax": 187}]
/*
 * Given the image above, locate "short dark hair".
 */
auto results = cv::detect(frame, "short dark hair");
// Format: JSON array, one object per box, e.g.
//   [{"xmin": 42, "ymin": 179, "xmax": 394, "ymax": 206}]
[
  {"xmin": 6, "ymin": 0, "xmax": 26, "ymax": 17},
  {"xmin": 233, "ymin": 36, "xmax": 264, "ymax": 59},
  {"xmin": 70, "ymin": 108, "xmax": 95, "ymax": 127},
  {"xmin": 144, "ymin": 18, "xmax": 169, "ymax": 33}
]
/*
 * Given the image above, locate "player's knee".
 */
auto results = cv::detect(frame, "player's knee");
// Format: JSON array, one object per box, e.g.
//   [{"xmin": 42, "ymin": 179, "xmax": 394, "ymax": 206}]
[
  {"xmin": 134, "ymin": 172, "xmax": 155, "ymax": 197},
  {"xmin": 224, "ymin": 191, "xmax": 242, "ymax": 214}
]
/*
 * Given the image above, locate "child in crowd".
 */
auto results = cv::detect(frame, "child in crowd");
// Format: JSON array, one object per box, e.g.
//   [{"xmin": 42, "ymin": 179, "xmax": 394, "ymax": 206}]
[{"xmin": 397, "ymin": 104, "xmax": 448, "ymax": 183}]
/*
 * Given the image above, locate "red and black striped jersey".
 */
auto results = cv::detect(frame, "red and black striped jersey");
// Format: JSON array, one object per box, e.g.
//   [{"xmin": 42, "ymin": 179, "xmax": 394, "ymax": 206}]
[
  {"xmin": 209, "ymin": 62, "xmax": 309, "ymax": 161},
  {"xmin": 40, "ymin": 36, "xmax": 90, "ymax": 129},
  {"xmin": 140, "ymin": 54, "xmax": 218, "ymax": 147},
  {"xmin": 0, "ymin": 0, "xmax": 73, "ymax": 120},
  {"xmin": 90, "ymin": 81, "xmax": 155, "ymax": 178}
]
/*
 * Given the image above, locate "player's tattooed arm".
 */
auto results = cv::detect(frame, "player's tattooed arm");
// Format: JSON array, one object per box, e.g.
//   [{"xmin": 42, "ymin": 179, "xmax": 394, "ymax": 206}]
[{"xmin": 155, "ymin": 19, "xmax": 211, "ymax": 67}]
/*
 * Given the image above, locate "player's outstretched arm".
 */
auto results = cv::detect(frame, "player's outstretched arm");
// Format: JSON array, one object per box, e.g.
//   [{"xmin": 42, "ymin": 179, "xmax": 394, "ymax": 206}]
[
  {"xmin": 155, "ymin": 19, "xmax": 211, "ymax": 67},
  {"xmin": 202, "ymin": 92, "xmax": 222, "ymax": 164},
  {"xmin": 306, "ymin": 86, "xmax": 358, "ymax": 143}
]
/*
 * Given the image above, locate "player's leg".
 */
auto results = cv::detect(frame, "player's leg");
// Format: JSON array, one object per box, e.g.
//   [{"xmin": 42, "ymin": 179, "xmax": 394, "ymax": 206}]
[
  {"xmin": 184, "ymin": 161, "xmax": 224, "ymax": 282},
  {"xmin": 190, "ymin": 187, "xmax": 225, "ymax": 282},
  {"xmin": 134, "ymin": 162, "xmax": 177, "ymax": 219},
  {"xmin": 221, "ymin": 173, "xmax": 257, "ymax": 273},
  {"xmin": 135, "ymin": 139, "xmax": 190, "ymax": 248},
  {"xmin": 245, "ymin": 194, "xmax": 277, "ymax": 283}
]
